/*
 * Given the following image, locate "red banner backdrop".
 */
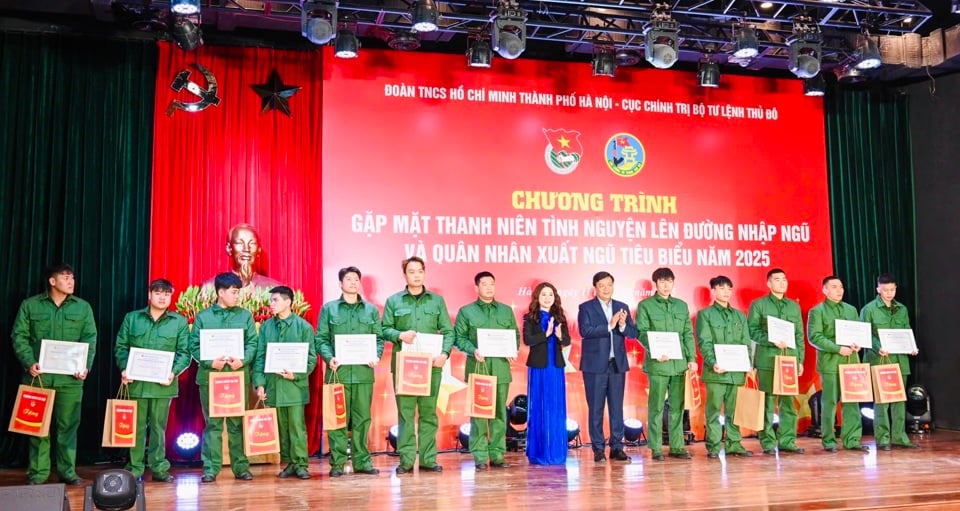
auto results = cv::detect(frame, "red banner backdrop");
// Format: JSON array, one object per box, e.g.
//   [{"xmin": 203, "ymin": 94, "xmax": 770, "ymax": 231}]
[
  {"xmin": 322, "ymin": 49, "xmax": 833, "ymax": 450},
  {"xmin": 150, "ymin": 42, "xmax": 324, "ymax": 456}
]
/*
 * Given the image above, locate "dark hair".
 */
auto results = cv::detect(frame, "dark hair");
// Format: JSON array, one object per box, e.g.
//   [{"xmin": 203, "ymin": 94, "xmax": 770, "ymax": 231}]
[
  {"xmin": 709, "ymin": 275, "xmax": 733, "ymax": 289},
  {"xmin": 821, "ymin": 275, "xmax": 841, "ymax": 287},
  {"xmin": 270, "ymin": 285, "xmax": 294, "ymax": 302},
  {"xmin": 526, "ymin": 282, "xmax": 567, "ymax": 325},
  {"xmin": 149, "ymin": 278, "xmax": 174, "ymax": 293},
  {"xmin": 652, "ymin": 267, "xmax": 675, "ymax": 282},
  {"xmin": 43, "ymin": 262, "xmax": 74, "ymax": 285},
  {"xmin": 877, "ymin": 273, "xmax": 897, "ymax": 286},
  {"xmin": 402, "ymin": 257, "xmax": 426, "ymax": 273},
  {"xmin": 474, "ymin": 271, "xmax": 495, "ymax": 286},
  {"xmin": 767, "ymin": 268, "xmax": 786, "ymax": 280},
  {"xmin": 214, "ymin": 272, "xmax": 243, "ymax": 291},
  {"xmin": 338, "ymin": 266, "xmax": 362, "ymax": 282},
  {"xmin": 592, "ymin": 271, "xmax": 614, "ymax": 286}
]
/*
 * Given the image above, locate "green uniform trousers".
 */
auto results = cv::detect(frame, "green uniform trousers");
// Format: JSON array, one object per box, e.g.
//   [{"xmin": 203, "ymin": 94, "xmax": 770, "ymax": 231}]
[
  {"xmin": 394, "ymin": 370, "xmax": 443, "ymax": 469},
  {"xmin": 704, "ymin": 382, "xmax": 747, "ymax": 454},
  {"xmin": 470, "ymin": 382, "xmax": 509, "ymax": 464},
  {"xmin": 277, "ymin": 405, "xmax": 309, "ymax": 470},
  {"xmin": 198, "ymin": 385, "xmax": 250, "ymax": 477},
  {"xmin": 27, "ymin": 385, "xmax": 82, "ymax": 483},
  {"xmin": 756, "ymin": 369, "xmax": 800, "ymax": 451},
  {"xmin": 327, "ymin": 382, "xmax": 374, "ymax": 471},
  {"xmin": 820, "ymin": 372, "xmax": 862, "ymax": 449},
  {"xmin": 874, "ymin": 374, "xmax": 911, "ymax": 447},
  {"xmin": 646, "ymin": 373, "xmax": 686, "ymax": 456},
  {"xmin": 126, "ymin": 397, "xmax": 173, "ymax": 477}
]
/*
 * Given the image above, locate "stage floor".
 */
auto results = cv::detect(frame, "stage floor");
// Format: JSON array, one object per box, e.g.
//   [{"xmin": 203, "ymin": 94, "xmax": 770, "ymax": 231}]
[{"xmin": 3, "ymin": 431, "xmax": 960, "ymax": 511}]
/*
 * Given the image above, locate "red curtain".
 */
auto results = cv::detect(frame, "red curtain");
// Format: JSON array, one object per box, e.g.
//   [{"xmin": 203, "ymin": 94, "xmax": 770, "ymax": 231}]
[{"xmin": 150, "ymin": 42, "xmax": 325, "ymax": 457}]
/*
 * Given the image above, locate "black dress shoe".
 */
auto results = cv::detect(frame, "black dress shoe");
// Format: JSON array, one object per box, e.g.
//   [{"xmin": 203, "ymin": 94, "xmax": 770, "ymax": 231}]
[
  {"xmin": 668, "ymin": 451, "xmax": 692, "ymax": 459},
  {"xmin": 278, "ymin": 465, "xmax": 297, "ymax": 478},
  {"xmin": 152, "ymin": 473, "xmax": 175, "ymax": 483},
  {"xmin": 729, "ymin": 450, "xmax": 754, "ymax": 457},
  {"xmin": 610, "ymin": 449, "xmax": 631, "ymax": 463},
  {"xmin": 201, "ymin": 474, "xmax": 216, "ymax": 483},
  {"xmin": 396, "ymin": 465, "xmax": 413, "ymax": 475},
  {"xmin": 490, "ymin": 461, "xmax": 510, "ymax": 469},
  {"xmin": 878, "ymin": 444, "xmax": 892, "ymax": 451},
  {"xmin": 652, "ymin": 454, "xmax": 665, "ymax": 461},
  {"xmin": 593, "ymin": 449, "xmax": 606, "ymax": 463},
  {"xmin": 27, "ymin": 479, "xmax": 47, "ymax": 485},
  {"xmin": 848, "ymin": 445, "xmax": 870, "ymax": 452},
  {"xmin": 762, "ymin": 449, "xmax": 776, "ymax": 455},
  {"xmin": 295, "ymin": 469, "xmax": 311, "ymax": 480},
  {"xmin": 234, "ymin": 472, "xmax": 254, "ymax": 481},
  {"xmin": 62, "ymin": 477, "xmax": 85, "ymax": 486},
  {"xmin": 707, "ymin": 452, "xmax": 720, "ymax": 459},
  {"xmin": 894, "ymin": 442, "xmax": 920, "ymax": 449},
  {"xmin": 475, "ymin": 463, "xmax": 488, "ymax": 471},
  {"xmin": 780, "ymin": 447, "xmax": 805, "ymax": 454},
  {"xmin": 329, "ymin": 468, "xmax": 344, "ymax": 477},
  {"xmin": 355, "ymin": 467, "xmax": 380, "ymax": 475},
  {"xmin": 823, "ymin": 446, "xmax": 839, "ymax": 453},
  {"xmin": 419, "ymin": 465, "xmax": 443, "ymax": 472}
]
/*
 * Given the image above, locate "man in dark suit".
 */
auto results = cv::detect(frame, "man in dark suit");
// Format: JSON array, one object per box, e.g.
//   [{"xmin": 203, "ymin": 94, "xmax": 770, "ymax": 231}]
[{"xmin": 578, "ymin": 271, "xmax": 638, "ymax": 463}]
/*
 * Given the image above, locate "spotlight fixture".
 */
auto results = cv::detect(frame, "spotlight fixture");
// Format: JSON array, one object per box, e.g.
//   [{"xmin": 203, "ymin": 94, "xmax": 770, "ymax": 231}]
[
  {"xmin": 860, "ymin": 404, "xmax": 875, "ymax": 434},
  {"xmin": 492, "ymin": 1, "xmax": 527, "ymax": 60},
  {"xmin": 644, "ymin": 4, "xmax": 680, "ymax": 69},
  {"xmin": 170, "ymin": 16, "xmax": 203, "ymax": 51},
  {"xmin": 906, "ymin": 384, "xmax": 933, "ymax": 433},
  {"xmin": 508, "ymin": 394, "xmax": 528, "ymax": 426},
  {"xmin": 466, "ymin": 37, "xmax": 492, "ymax": 68},
  {"xmin": 334, "ymin": 26, "xmax": 360, "ymax": 58},
  {"xmin": 698, "ymin": 57, "xmax": 720, "ymax": 87},
  {"xmin": 386, "ymin": 424, "xmax": 399, "ymax": 451},
  {"xmin": 458, "ymin": 423, "xmax": 471, "ymax": 451},
  {"xmin": 592, "ymin": 45, "xmax": 616, "ymax": 77},
  {"xmin": 787, "ymin": 15, "xmax": 822, "ymax": 79},
  {"xmin": 803, "ymin": 74, "xmax": 826, "ymax": 96},
  {"xmin": 623, "ymin": 418, "xmax": 645, "ymax": 443},
  {"xmin": 170, "ymin": 0, "xmax": 200, "ymax": 15},
  {"xmin": 566, "ymin": 418, "xmax": 581, "ymax": 445},
  {"xmin": 301, "ymin": 1, "xmax": 337, "ymax": 45},
  {"xmin": 834, "ymin": 62, "xmax": 867, "ymax": 83},
  {"xmin": 83, "ymin": 469, "xmax": 144, "ymax": 511},
  {"xmin": 388, "ymin": 31, "xmax": 421, "ymax": 51},
  {"xmin": 732, "ymin": 23, "xmax": 759, "ymax": 59},
  {"xmin": 854, "ymin": 29, "xmax": 882, "ymax": 70},
  {"xmin": 614, "ymin": 48, "xmax": 642, "ymax": 66},
  {"xmin": 411, "ymin": 0, "xmax": 439, "ymax": 33}
]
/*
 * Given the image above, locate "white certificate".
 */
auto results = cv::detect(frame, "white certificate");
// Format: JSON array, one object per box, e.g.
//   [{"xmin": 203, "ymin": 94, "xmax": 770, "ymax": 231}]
[
  {"xmin": 38, "ymin": 339, "xmax": 88, "ymax": 375},
  {"xmin": 878, "ymin": 329, "xmax": 918, "ymax": 354},
  {"xmin": 264, "ymin": 343, "xmax": 310, "ymax": 374},
  {"xmin": 766, "ymin": 316, "xmax": 797, "ymax": 349},
  {"xmin": 402, "ymin": 332, "xmax": 444, "ymax": 357},
  {"xmin": 477, "ymin": 328, "xmax": 518, "ymax": 358},
  {"xmin": 125, "ymin": 347, "xmax": 175, "ymax": 384},
  {"xmin": 835, "ymin": 319, "xmax": 871, "ymax": 347},
  {"xmin": 199, "ymin": 329, "xmax": 245, "ymax": 361},
  {"xmin": 334, "ymin": 334, "xmax": 378, "ymax": 365},
  {"xmin": 714, "ymin": 344, "xmax": 752, "ymax": 372},
  {"xmin": 647, "ymin": 331, "xmax": 683, "ymax": 360}
]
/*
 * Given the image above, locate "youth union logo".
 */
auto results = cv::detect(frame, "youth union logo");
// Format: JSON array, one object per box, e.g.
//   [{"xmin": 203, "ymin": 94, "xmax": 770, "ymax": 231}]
[
  {"xmin": 543, "ymin": 128, "xmax": 583, "ymax": 175},
  {"xmin": 604, "ymin": 133, "xmax": 645, "ymax": 177}
]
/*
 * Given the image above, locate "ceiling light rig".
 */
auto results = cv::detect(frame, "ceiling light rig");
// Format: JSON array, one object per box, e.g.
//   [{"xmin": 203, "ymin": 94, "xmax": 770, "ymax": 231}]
[
  {"xmin": 301, "ymin": 0, "xmax": 337, "ymax": 45},
  {"xmin": 466, "ymin": 34, "xmax": 493, "ymax": 68},
  {"xmin": 803, "ymin": 74, "xmax": 826, "ymax": 96},
  {"xmin": 411, "ymin": 0, "xmax": 439, "ymax": 33},
  {"xmin": 731, "ymin": 22, "xmax": 759, "ymax": 59},
  {"xmin": 698, "ymin": 56, "xmax": 720, "ymax": 87},
  {"xmin": 787, "ymin": 15, "xmax": 823, "ymax": 79},
  {"xmin": 592, "ymin": 44, "xmax": 617, "ymax": 77},
  {"xmin": 644, "ymin": 4, "xmax": 680, "ymax": 69},
  {"xmin": 492, "ymin": 0, "xmax": 527, "ymax": 59},
  {"xmin": 854, "ymin": 25, "xmax": 882, "ymax": 70},
  {"xmin": 334, "ymin": 24, "xmax": 360, "ymax": 58}
]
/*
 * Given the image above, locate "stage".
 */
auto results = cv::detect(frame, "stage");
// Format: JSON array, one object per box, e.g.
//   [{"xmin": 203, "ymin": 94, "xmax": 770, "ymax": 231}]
[{"xmin": 2, "ymin": 431, "xmax": 958, "ymax": 511}]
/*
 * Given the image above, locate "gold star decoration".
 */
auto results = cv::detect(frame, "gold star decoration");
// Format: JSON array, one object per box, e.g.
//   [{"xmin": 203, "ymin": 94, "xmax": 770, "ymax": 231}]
[
  {"xmin": 436, "ymin": 360, "xmax": 466, "ymax": 414},
  {"xmin": 557, "ymin": 135, "xmax": 571, "ymax": 148}
]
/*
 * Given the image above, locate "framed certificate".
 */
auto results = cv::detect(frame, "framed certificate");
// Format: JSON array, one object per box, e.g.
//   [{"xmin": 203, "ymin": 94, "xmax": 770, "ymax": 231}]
[
  {"xmin": 125, "ymin": 347, "xmax": 175, "ymax": 384},
  {"xmin": 199, "ymin": 329, "xmax": 245, "ymax": 361},
  {"xmin": 334, "ymin": 334, "xmax": 378, "ymax": 365},
  {"xmin": 264, "ymin": 343, "xmax": 310, "ymax": 374},
  {"xmin": 766, "ymin": 316, "xmax": 797, "ymax": 349},
  {"xmin": 878, "ymin": 329, "xmax": 918, "ymax": 354},
  {"xmin": 835, "ymin": 319, "xmax": 871, "ymax": 347},
  {"xmin": 402, "ymin": 332, "xmax": 444, "ymax": 357},
  {"xmin": 477, "ymin": 329, "xmax": 518, "ymax": 358},
  {"xmin": 714, "ymin": 344, "xmax": 751, "ymax": 372},
  {"xmin": 647, "ymin": 331, "xmax": 683, "ymax": 360},
  {"xmin": 38, "ymin": 339, "xmax": 88, "ymax": 375}
]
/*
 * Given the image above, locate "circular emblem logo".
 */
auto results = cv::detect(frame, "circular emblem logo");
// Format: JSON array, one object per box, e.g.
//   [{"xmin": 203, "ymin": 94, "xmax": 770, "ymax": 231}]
[{"xmin": 604, "ymin": 133, "xmax": 645, "ymax": 177}]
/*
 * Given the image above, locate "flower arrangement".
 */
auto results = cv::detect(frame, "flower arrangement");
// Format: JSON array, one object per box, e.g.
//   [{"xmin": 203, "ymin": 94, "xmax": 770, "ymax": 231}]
[{"xmin": 175, "ymin": 284, "xmax": 310, "ymax": 323}]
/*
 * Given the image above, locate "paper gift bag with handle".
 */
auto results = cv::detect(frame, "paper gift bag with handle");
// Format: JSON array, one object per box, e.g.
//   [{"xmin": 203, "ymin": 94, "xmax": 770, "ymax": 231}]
[
  {"xmin": 395, "ymin": 351, "xmax": 433, "ymax": 397},
  {"xmin": 243, "ymin": 400, "xmax": 280, "ymax": 456},
  {"xmin": 322, "ymin": 370, "xmax": 348, "ymax": 430},
  {"xmin": 872, "ymin": 357, "xmax": 907, "ymax": 404},
  {"xmin": 684, "ymin": 369, "xmax": 703, "ymax": 410},
  {"xmin": 467, "ymin": 362, "xmax": 497, "ymax": 420},
  {"xmin": 773, "ymin": 353, "xmax": 800, "ymax": 395},
  {"xmin": 208, "ymin": 371, "xmax": 247, "ymax": 418},
  {"xmin": 8, "ymin": 377, "xmax": 56, "ymax": 437},
  {"xmin": 733, "ymin": 372, "xmax": 765, "ymax": 431},
  {"xmin": 102, "ymin": 384, "xmax": 138, "ymax": 448},
  {"xmin": 838, "ymin": 358, "xmax": 873, "ymax": 403}
]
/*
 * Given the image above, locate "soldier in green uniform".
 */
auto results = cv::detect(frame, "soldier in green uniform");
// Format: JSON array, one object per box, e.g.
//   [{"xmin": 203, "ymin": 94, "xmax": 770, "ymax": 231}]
[
  {"xmin": 859, "ymin": 273, "xmax": 919, "ymax": 451},
  {"xmin": 747, "ymin": 268, "xmax": 806, "ymax": 455},
  {"xmin": 696, "ymin": 276, "xmax": 754, "ymax": 458},
  {"xmin": 807, "ymin": 275, "xmax": 868, "ymax": 453},
  {"xmin": 382, "ymin": 257, "xmax": 454, "ymax": 475},
  {"xmin": 11, "ymin": 263, "xmax": 97, "ymax": 486},
  {"xmin": 189, "ymin": 272, "xmax": 259, "ymax": 482},
  {"xmin": 453, "ymin": 271, "xmax": 519, "ymax": 471},
  {"xmin": 636, "ymin": 267, "xmax": 698, "ymax": 461},
  {"xmin": 253, "ymin": 285, "xmax": 318, "ymax": 479},
  {"xmin": 114, "ymin": 278, "xmax": 191, "ymax": 482},
  {"xmin": 316, "ymin": 266, "xmax": 385, "ymax": 477}
]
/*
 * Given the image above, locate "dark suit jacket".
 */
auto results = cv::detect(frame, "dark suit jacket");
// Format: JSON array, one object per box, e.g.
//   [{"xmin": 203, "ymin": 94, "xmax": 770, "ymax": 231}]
[
  {"xmin": 523, "ymin": 313, "xmax": 571, "ymax": 368},
  {"xmin": 578, "ymin": 297, "xmax": 637, "ymax": 374}
]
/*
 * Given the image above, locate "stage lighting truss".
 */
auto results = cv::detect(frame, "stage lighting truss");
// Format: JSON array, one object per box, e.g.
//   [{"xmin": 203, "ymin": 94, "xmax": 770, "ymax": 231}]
[
  {"xmin": 643, "ymin": 4, "xmax": 680, "ymax": 69},
  {"xmin": 302, "ymin": 0, "xmax": 337, "ymax": 45},
  {"xmin": 170, "ymin": 13, "xmax": 203, "ymax": 51},
  {"xmin": 787, "ymin": 15, "xmax": 823, "ymax": 79},
  {"xmin": 334, "ymin": 24, "xmax": 360, "ymax": 58},
  {"xmin": 592, "ymin": 44, "xmax": 617, "ymax": 77},
  {"xmin": 412, "ymin": 0, "xmax": 439, "ymax": 32},
  {"xmin": 492, "ymin": 0, "xmax": 527, "ymax": 60},
  {"xmin": 854, "ymin": 27, "xmax": 882, "ymax": 70},
  {"xmin": 732, "ymin": 23, "xmax": 759, "ymax": 59},
  {"xmin": 466, "ymin": 35, "xmax": 493, "ymax": 68},
  {"xmin": 698, "ymin": 56, "xmax": 720, "ymax": 87}
]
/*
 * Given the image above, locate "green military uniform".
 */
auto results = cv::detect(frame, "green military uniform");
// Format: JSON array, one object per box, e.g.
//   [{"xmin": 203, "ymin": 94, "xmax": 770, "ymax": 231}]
[
  {"xmin": 382, "ymin": 288, "xmax": 454, "ymax": 470},
  {"xmin": 747, "ymin": 293, "xmax": 805, "ymax": 452},
  {"xmin": 807, "ymin": 299, "xmax": 863, "ymax": 450},
  {"xmin": 252, "ymin": 314, "xmax": 317, "ymax": 472},
  {"xmin": 453, "ymin": 299, "xmax": 519, "ymax": 465},
  {"xmin": 188, "ymin": 304, "xmax": 259, "ymax": 478},
  {"xmin": 696, "ymin": 302, "xmax": 751, "ymax": 455},
  {"xmin": 315, "ymin": 296, "xmax": 384, "ymax": 472},
  {"xmin": 11, "ymin": 293, "xmax": 97, "ymax": 484},
  {"xmin": 114, "ymin": 308, "xmax": 191, "ymax": 478},
  {"xmin": 636, "ymin": 295, "xmax": 696, "ymax": 457},
  {"xmin": 860, "ymin": 296, "xmax": 914, "ymax": 448}
]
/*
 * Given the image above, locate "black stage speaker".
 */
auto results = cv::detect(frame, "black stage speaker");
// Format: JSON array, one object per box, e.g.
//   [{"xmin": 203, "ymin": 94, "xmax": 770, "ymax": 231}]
[
  {"xmin": 82, "ymin": 469, "xmax": 145, "ymax": 511},
  {"xmin": 0, "ymin": 483, "xmax": 70, "ymax": 511}
]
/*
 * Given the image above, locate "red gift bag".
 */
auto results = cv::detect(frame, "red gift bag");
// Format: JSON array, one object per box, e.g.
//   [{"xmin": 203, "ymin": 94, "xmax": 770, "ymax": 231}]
[
  {"xmin": 244, "ymin": 401, "xmax": 280, "ymax": 456},
  {"xmin": 8, "ymin": 378, "xmax": 56, "ymax": 437}
]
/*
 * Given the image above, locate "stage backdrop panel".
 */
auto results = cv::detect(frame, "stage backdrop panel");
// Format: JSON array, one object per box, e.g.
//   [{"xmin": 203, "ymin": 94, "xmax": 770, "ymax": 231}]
[{"xmin": 322, "ymin": 48, "xmax": 832, "ymax": 451}]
